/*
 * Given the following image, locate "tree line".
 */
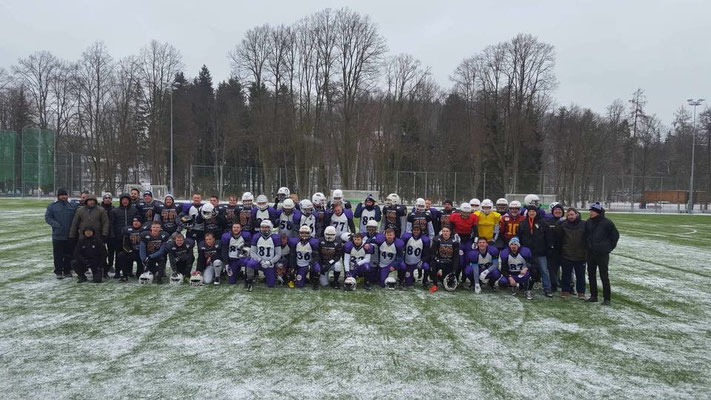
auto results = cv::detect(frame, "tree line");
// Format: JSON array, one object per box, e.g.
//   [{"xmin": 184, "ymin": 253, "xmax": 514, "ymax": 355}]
[{"xmin": 1, "ymin": 7, "xmax": 709, "ymax": 206}]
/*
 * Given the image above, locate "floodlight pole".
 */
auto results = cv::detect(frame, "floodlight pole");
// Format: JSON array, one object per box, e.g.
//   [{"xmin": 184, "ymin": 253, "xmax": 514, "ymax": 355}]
[{"xmin": 687, "ymin": 99, "xmax": 705, "ymax": 213}]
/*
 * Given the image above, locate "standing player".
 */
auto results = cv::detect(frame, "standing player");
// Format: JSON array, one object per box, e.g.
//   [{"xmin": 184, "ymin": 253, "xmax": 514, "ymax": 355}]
[
  {"xmin": 327, "ymin": 189, "xmax": 352, "ymax": 210},
  {"xmin": 251, "ymin": 195, "xmax": 278, "ymax": 233},
  {"xmin": 154, "ymin": 194, "xmax": 181, "ymax": 235},
  {"xmin": 196, "ymin": 203, "xmax": 226, "ymax": 238},
  {"xmin": 276, "ymin": 198, "xmax": 302, "ymax": 238},
  {"xmin": 197, "ymin": 232, "xmax": 224, "ymax": 285},
  {"xmin": 139, "ymin": 222, "xmax": 170, "ymax": 284},
  {"xmin": 498, "ymin": 237, "xmax": 533, "ymax": 299},
  {"xmin": 311, "ymin": 192, "xmax": 328, "ymax": 237},
  {"xmin": 129, "ymin": 188, "xmax": 140, "ymax": 205},
  {"xmin": 221, "ymin": 222, "xmax": 252, "ymax": 284},
  {"xmin": 298, "ymin": 199, "xmax": 317, "ymax": 237},
  {"xmin": 475, "ymin": 199, "xmax": 501, "ymax": 244},
  {"xmin": 470, "ymin": 198, "xmax": 481, "ymax": 213},
  {"xmin": 495, "ymin": 198, "xmax": 508, "ymax": 214},
  {"xmin": 373, "ymin": 228, "xmax": 405, "ymax": 288},
  {"xmin": 465, "ymin": 237, "xmax": 500, "ymax": 293},
  {"xmin": 166, "ymin": 232, "xmax": 195, "ymax": 282},
  {"xmin": 179, "ymin": 193, "xmax": 205, "ymax": 241},
  {"xmin": 326, "ymin": 203, "xmax": 355, "ymax": 238},
  {"xmin": 109, "ymin": 194, "xmax": 139, "ymax": 279},
  {"xmin": 499, "ymin": 201, "xmax": 524, "ymax": 248},
  {"xmin": 406, "ymin": 198, "xmax": 435, "ymax": 237},
  {"xmin": 437, "ymin": 200, "xmax": 456, "ymax": 235},
  {"xmin": 544, "ymin": 202, "xmax": 565, "ymax": 292},
  {"xmin": 274, "ymin": 187, "xmax": 291, "ymax": 209},
  {"xmin": 354, "ymin": 194, "xmax": 381, "ymax": 234},
  {"xmin": 448, "ymin": 202, "xmax": 478, "ymax": 280},
  {"xmin": 400, "ymin": 225, "xmax": 430, "ymax": 288},
  {"xmin": 247, "ymin": 220, "xmax": 282, "ymax": 291},
  {"xmin": 136, "ymin": 191, "xmax": 161, "ymax": 229},
  {"xmin": 237, "ymin": 192, "xmax": 255, "ymax": 233},
  {"xmin": 381, "ymin": 193, "xmax": 406, "ymax": 238},
  {"xmin": 428, "ymin": 226, "xmax": 459, "ymax": 292},
  {"xmin": 223, "ymin": 195, "xmax": 240, "ymax": 230},
  {"xmin": 289, "ymin": 225, "xmax": 320, "ymax": 289}
]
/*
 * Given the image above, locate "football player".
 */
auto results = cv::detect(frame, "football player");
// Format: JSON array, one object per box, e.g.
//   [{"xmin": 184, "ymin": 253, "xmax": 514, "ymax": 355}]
[
  {"xmin": 237, "ymin": 192, "xmax": 255, "ymax": 233},
  {"xmin": 197, "ymin": 231, "xmax": 224, "ymax": 285},
  {"xmin": 153, "ymin": 194, "xmax": 181, "ymax": 235},
  {"xmin": 437, "ymin": 200, "xmax": 456, "ymax": 235},
  {"xmin": 499, "ymin": 200, "xmax": 524, "ymax": 248},
  {"xmin": 315, "ymin": 226, "xmax": 345, "ymax": 288},
  {"xmin": 251, "ymin": 194, "xmax": 278, "ymax": 233},
  {"xmin": 465, "ymin": 237, "xmax": 500, "ymax": 293},
  {"xmin": 276, "ymin": 198, "xmax": 302, "ymax": 238},
  {"xmin": 495, "ymin": 198, "xmax": 508, "ymax": 214},
  {"xmin": 381, "ymin": 193, "xmax": 407, "ymax": 237},
  {"xmin": 247, "ymin": 220, "xmax": 282, "ymax": 290},
  {"xmin": 289, "ymin": 225, "xmax": 320, "ymax": 289},
  {"xmin": 223, "ymin": 195, "xmax": 240, "ymax": 230},
  {"xmin": 354, "ymin": 193, "xmax": 382, "ymax": 233},
  {"xmin": 406, "ymin": 198, "xmax": 435, "ymax": 237},
  {"xmin": 373, "ymin": 228, "xmax": 405, "ymax": 288},
  {"xmin": 195, "ymin": 202, "xmax": 226, "ymax": 238},
  {"xmin": 326, "ymin": 203, "xmax": 355, "ymax": 238},
  {"xmin": 136, "ymin": 190, "xmax": 161, "ymax": 230},
  {"xmin": 166, "ymin": 232, "xmax": 195, "ymax": 281},
  {"xmin": 343, "ymin": 232, "xmax": 374, "ymax": 288},
  {"xmin": 221, "ymin": 222, "xmax": 252, "ymax": 284},
  {"xmin": 116, "ymin": 217, "xmax": 144, "ymax": 280},
  {"xmin": 311, "ymin": 192, "xmax": 328, "ymax": 237},
  {"xmin": 327, "ymin": 189, "xmax": 352, "ymax": 210},
  {"xmin": 129, "ymin": 188, "xmax": 140, "ymax": 205},
  {"xmin": 448, "ymin": 202, "xmax": 478, "ymax": 279},
  {"xmin": 428, "ymin": 226, "xmax": 459, "ymax": 292},
  {"xmin": 470, "ymin": 198, "xmax": 481, "ymax": 213},
  {"xmin": 400, "ymin": 224, "xmax": 431, "ymax": 288},
  {"xmin": 475, "ymin": 199, "xmax": 501, "ymax": 244},
  {"xmin": 298, "ymin": 199, "xmax": 317, "ymax": 237},
  {"xmin": 179, "ymin": 193, "xmax": 205, "ymax": 241},
  {"xmin": 275, "ymin": 234, "xmax": 293, "ymax": 286},
  {"xmin": 498, "ymin": 237, "xmax": 533, "ymax": 299},
  {"xmin": 139, "ymin": 221, "xmax": 170, "ymax": 284},
  {"xmin": 274, "ymin": 187, "xmax": 291, "ymax": 209}
]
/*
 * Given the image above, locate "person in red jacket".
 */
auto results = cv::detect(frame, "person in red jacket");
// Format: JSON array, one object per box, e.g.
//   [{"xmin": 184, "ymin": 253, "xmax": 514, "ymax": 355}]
[{"xmin": 448, "ymin": 202, "xmax": 478, "ymax": 282}]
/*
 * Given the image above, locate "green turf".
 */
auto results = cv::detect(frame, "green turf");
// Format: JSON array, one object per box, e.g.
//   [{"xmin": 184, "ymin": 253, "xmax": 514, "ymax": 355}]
[{"xmin": 0, "ymin": 199, "xmax": 709, "ymax": 399}]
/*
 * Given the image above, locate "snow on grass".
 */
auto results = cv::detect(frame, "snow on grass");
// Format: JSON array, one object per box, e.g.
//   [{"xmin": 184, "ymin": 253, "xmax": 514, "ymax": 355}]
[{"xmin": 0, "ymin": 199, "xmax": 710, "ymax": 399}]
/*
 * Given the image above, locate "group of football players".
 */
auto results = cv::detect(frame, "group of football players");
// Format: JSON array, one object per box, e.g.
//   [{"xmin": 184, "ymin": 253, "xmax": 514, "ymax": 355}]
[{"xmin": 45, "ymin": 186, "xmax": 619, "ymax": 302}]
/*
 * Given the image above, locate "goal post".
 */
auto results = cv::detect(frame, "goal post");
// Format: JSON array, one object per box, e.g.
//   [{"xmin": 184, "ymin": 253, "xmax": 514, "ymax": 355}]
[{"xmin": 336, "ymin": 190, "xmax": 380, "ymax": 206}]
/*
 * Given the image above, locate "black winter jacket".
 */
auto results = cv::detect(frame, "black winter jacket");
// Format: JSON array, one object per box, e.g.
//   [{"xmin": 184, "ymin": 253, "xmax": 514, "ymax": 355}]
[
  {"xmin": 516, "ymin": 215, "xmax": 554, "ymax": 257},
  {"xmin": 584, "ymin": 212, "xmax": 619, "ymax": 255},
  {"xmin": 555, "ymin": 214, "xmax": 587, "ymax": 261}
]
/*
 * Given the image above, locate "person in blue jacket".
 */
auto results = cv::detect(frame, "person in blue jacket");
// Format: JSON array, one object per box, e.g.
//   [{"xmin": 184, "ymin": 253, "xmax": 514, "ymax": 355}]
[{"xmin": 45, "ymin": 188, "xmax": 77, "ymax": 279}]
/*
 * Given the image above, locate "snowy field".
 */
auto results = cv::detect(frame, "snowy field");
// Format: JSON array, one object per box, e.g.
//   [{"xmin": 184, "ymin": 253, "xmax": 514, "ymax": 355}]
[{"xmin": 0, "ymin": 199, "xmax": 710, "ymax": 399}]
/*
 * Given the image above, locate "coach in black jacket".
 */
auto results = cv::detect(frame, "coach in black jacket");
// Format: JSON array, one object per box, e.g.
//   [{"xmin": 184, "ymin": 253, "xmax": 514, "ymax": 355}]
[
  {"xmin": 516, "ymin": 206, "xmax": 554, "ymax": 297},
  {"xmin": 584, "ymin": 202, "xmax": 619, "ymax": 305},
  {"xmin": 110, "ymin": 194, "xmax": 139, "ymax": 278}
]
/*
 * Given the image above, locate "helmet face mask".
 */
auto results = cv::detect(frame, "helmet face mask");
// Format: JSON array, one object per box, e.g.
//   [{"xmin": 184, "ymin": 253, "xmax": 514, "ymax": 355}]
[
  {"xmin": 324, "ymin": 226, "xmax": 337, "ymax": 242},
  {"xmin": 139, "ymin": 271, "xmax": 154, "ymax": 285},
  {"xmin": 201, "ymin": 203, "xmax": 215, "ymax": 219},
  {"xmin": 189, "ymin": 271, "xmax": 203, "ymax": 287},
  {"xmin": 170, "ymin": 272, "xmax": 183, "ymax": 285},
  {"xmin": 470, "ymin": 198, "xmax": 481, "ymax": 211},
  {"xmin": 299, "ymin": 225, "xmax": 311, "ymax": 240},
  {"xmin": 256, "ymin": 195, "xmax": 269, "ymax": 211},
  {"xmin": 443, "ymin": 273, "xmax": 458, "ymax": 291},
  {"xmin": 344, "ymin": 276, "xmax": 357, "ymax": 291},
  {"xmin": 415, "ymin": 198, "xmax": 426, "ymax": 213},
  {"xmin": 277, "ymin": 187, "xmax": 290, "ymax": 202},
  {"xmin": 385, "ymin": 276, "xmax": 397, "ymax": 290},
  {"xmin": 508, "ymin": 201, "xmax": 522, "ymax": 217},
  {"xmin": 496, "ymin": 198, "xmax": 508, "ymax": 213},
  {"xmin": 300, "ymin": 199, "xmax": 313, "ymax": 215},
  {"xmin": 524, "ymin": 194, "xmax": 540, "ymax": 207},
  {"xmin": 260, "ymin": 220, "xmax": 273, "ymax": 236},
  {"xmin": 242, "ymin": 192, "xmax": 254, "ymax": 207},
  {"xmin": 332, "ymin": 189, "xmax": 344, "ymax": 204},
  {"xmin": 282, "ymin": 199, "xmax": 295, "ymax": 212},
  {"xmin": 481, "ymin": 199, "xmax": 493, "ymax": 215}
]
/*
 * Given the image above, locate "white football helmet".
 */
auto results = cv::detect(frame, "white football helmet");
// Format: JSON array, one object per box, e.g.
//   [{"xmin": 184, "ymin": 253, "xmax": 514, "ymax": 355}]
[
  {"xmin": 300, "ymin": 199, "xmax": 313, "ymax": 214},
  {"xmin": 260, "ymin": 219, "xmax": 273, "ymax": 235},
  {"xmin": 242, "ymin": 192, "xmax": 254, "ymax": 207},
  {"xmin": 282, "ymin": 198, "xmax": 295, "ymax": 210},
  {"xmin": 256, "ymin": 195, "xmax": 269, "ymax": 211},
  {"xmin": 200, "ymin": 203, "xmax": 215, "ymax": 219},
  {"xmin": 549, "ymin": 201, "xmax": 561, "ymax": 211},
  {"xmin": 169, "ymin": 272, "xmax": 183, "ymax": 285},
  {"xmin": 340, "ymin": 232, "xmax": 351, "ymax": 243},
  {"xmin": 324, "ymin": 226, "xmax": 337, "ymax": 242},
  {"xmin": 299, "ymin": 224, "xmax": 311, "ymax": 239},
  {"xmin": 415, "ymin": 198, "xmax": 426, "ymax": 212},
  {"xmin": 459, "ymin": 203, "xmax": 472, "ymax": 213},
  {"xmin": 277, "ymin": 187, "xmax": 290, "ymax": 200},
  {"xmin": 189, "ymin": 271, "xmax": 203, "ymax": 287},
  {"xmin": 385, "ymin": 276, "xmax": 397, "ymax": 290},
  {"xmin": 496, "ymin": 198, "xmax": 508, "ymax": 206},
  {"xmin": 332, "ymin": 189, "xmax": 344, "ymax": 204},
  {"xmin": 524, "ymin": 194, "xmax": 540, "ymax": 207},
  {"xmin": 139, "ymin": 271, "xmax": 154, "ymax": 285},
  {"xmin": 344, "ymin": 276, "xmax": 357, "ymax": 291},
  {"xmin": 469, "ymin": 198, "xmax": 481, "ymax": 211},
  {"xmin": 443, "ymin": 273, "xmax": 458, "ymax": 291},
  {"xmin": 508, "ymin": 201, "xmax": 522, "ymax": 216},
  {"xmin": 312, "ymin": 192, "xmax": 326, "ymax": 207},
  {"xmin": 385, "ymin": 193, "xmax": 401, "ymax": 206},
  {"xmin": 481, "ymin": 199, "xmax": 493, "ymax": 214}
]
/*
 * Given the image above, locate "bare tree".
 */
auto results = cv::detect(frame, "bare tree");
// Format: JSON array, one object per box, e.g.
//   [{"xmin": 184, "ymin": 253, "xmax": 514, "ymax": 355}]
[{"xmin": 12, "ymin": 51, "xmax": 60, "ymax": 129}]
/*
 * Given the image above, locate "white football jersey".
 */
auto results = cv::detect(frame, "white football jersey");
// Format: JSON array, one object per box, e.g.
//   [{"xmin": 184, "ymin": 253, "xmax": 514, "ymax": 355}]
[
  {"xmin": 295, "ymin": 241, "xmax": 315, "ymax": 268},
  {"xmin": 404, "ymin": 236, "xmax": 424, "ymax": 265},
  {"xmin": 300, "ymin": 214, "xmax": 316, "ymax": 237},
  {"xmin": 228, "ymin": 235, "xmax": 247, "ymax": 259},
  {"xmin": 358, "ymin": 208, "xmax": 377, "ymax": 233},
  {"xmin": 330, "ymin": 213, "xmax": 349, "ymax": 236},
  {"xmin": 378, "ymin": 241, "xmax": 398, "ymax": 266},
  {"xmin": 256, "ymin": 236, "xmax": 276, "ymax": 261}
]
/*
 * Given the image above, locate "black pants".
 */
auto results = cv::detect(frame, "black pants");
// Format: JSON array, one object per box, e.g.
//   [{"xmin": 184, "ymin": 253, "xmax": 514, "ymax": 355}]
[
  {"xmin": 171, "ymin": 257, "xmax": 195, "ymax": 277},
  {"xmin": 52, "ymin": 239, "xmax": 74, "ymax": 276},
  {"xmin": 430, "ymin": 261, "xmax": 455, "ymax": 286},
  {"xmin": 587, "ymin": 252, "xmax": 610, "ymax": 301},
  {"xmin": 105, "ymin": 238, "xmax": 119, "ymax": 271},
  {"xmin": 71, "ymin": 260, "xmax": 103, "ymax": 282},
  {"xmin": 547, "ymin": 254, "xmax": 561, "ymax": 291},
  {"xmin": 144, "ymin": 257, "xmax": 167, "ymax": 282},
  {"xmin": 117, "ymin": 251, "xmax": 141, "ymax": 278}
]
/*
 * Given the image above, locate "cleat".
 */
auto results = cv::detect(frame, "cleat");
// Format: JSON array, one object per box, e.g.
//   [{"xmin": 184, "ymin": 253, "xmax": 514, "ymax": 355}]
[
  {"xmin": 63, "ymin": 272, "xmax": 73, "ymax": 278},
  {"xmin": 526, "ymin": 290, "xmax": 533, "ymax": 300},
  {"xmin": 601, "ymin": 300, "xmax": 611, "ymax": 306},
  {"xmin": 474, "ymin": 283, "xmax": 481, "ymax": 294},
  {"xmin": 510, "ymin": 287, "xmax": 517, "ymax": 296},
  {"xmin": 119, "ymin": 277, "xmax": 128, "ymax": 282},
  {"xmin": 586, "ymin": 297, "xmax": 598, "ymax": 303},
  {"xmin": 429, "ymin": 285, "xmax": 438, "ymax": 293},
  {"xmin": 77, "ymin": 276, "xmax": 88, "ymax": 283},
  {"xmin": 578, "ymin": 293, "xmax": 586, "ymax": 300},
  {"xmin": 55, "ymin": 274, "xmax": 64, "ymax": 280},
  {"xmin": 364, "ymin": 282, "xmax": 371, "ymax": 291},
  {"xmin": 247, "ymin": 283, "xmax": 253, "ymax": 292},
  {"xmin": 287, "ymin": 280, "xmax": 295, "ymax": 289},
  {"xmin": 544, "ymin": 292, "xmax": 553, "ymax": 298},
  {"xmin": 213, "ymin": 277, "xmax": 220, "ymax": 285}
]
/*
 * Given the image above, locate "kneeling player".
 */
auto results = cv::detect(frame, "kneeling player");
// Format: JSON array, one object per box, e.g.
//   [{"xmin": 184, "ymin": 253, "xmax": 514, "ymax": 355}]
[
  {"xmin": 373, "ymin": 228, "xmax": 404, "ymax": 288},
  {"xmin": 289, "ymin": 225, "xmax": 320, "ymax": 289},
  {"xmin": 139, "ymin": 222, "xmax": 170, "ymax": 284},
  {"xmin": 465, "ymin": 237, "xmax": 500, "ymax": 293},
  {"xmin": 275, "ymin": 234, "xmax": 293, "ymax": 286},
  {"xmin": 497, "ymin": 237, "xmax": 533, "ymax": 299},
  {"xmin": 400, "ymin": 225, "xmax": 430, "ymax": 288},
  {"xmin": 315, "ymin": 226, "xmax": 344, "ymax": 288},
  {"xmin": 166, "ymin": 232, "xmax": 195, "ymax": 281},
  {"xmin": 246, "ymin": 220, "xmax": 282, "ymax": 290},
  {"xmin": 344, "ymin": 233, "xmax": 374, "ymax": 289},
  {"xmin": 221, "ymin": 223, "xmax": 252, "ymax": 284},
  {"xmin": 116, "ymin": 217, "xmax": 144, "ymax": 280},
  {"xmin": 429, "ymin": 226, "xmax": 459, "ymax": 292},
  {"xmin": 72, "ymin": 228, "xmax": 107, "ymax": 283},
  {"xmin": 197, "ymin": 232, "xmax": 224, "ymax": 285}
]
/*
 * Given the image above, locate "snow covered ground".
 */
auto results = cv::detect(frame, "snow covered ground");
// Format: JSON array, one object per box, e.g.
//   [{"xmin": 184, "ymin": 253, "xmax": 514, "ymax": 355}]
[{"xmin": 0, "ymin": 200, "xmax": 709, "ymax": 399}]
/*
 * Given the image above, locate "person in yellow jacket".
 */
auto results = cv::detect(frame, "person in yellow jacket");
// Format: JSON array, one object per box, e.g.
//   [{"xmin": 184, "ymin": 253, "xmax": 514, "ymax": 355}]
[{"xmin": 475, "ymin": 199, "xmax": 501, "ymax": 244}]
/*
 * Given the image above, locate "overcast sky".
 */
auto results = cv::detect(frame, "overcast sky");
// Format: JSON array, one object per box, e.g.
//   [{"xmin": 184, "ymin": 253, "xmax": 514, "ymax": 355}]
[{"xmin": 1, "ymin": 0, "xmax": 709, "ymax": 126}]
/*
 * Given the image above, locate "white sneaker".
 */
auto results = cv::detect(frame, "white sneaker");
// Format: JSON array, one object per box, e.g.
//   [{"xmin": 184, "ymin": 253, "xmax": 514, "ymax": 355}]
[{"xmin": 474, "ymin": 283, "xmax": 481, "ymax": 294}]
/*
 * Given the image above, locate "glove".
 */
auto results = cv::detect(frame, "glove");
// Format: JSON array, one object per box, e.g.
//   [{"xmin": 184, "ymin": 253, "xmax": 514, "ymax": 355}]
[{"xmin": 262, "ymin": 260, "xmax": 273, "ymax": 268}]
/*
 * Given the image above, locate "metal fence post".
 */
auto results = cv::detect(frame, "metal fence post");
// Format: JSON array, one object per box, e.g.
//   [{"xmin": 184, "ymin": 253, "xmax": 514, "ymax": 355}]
[{"xmin": 453, "ymin": 172, "xmax": 457, "ymax": 204}]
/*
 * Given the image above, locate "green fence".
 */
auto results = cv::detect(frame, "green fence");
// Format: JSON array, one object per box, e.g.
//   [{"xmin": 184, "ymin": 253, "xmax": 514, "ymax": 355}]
[
  {"xmin": 21, "ymin": 127, "xmax": 54, "ymax": 195},
  {"xmin": 0, "ymin": 130, "xmax": 16, "ymax": 194}
]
